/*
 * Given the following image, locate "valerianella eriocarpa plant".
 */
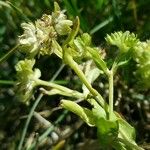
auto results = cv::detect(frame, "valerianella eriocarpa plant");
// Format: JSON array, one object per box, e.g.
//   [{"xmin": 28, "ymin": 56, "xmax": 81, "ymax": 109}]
[{"xmin": 15, "ymin": 2, "xmax": 148, "ymax": 150}]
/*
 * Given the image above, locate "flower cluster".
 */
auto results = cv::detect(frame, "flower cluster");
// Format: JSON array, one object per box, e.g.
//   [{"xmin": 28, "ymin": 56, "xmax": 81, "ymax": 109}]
[
  {"xmin": 105, "ymin": 31, "xmax": 150, "ymax": 88},
  {"xmin": 15, "ymin": 59, "xmax": 41, "ymax": 104},
  {"xmin": 134, "ymin": 40, "xmax": 150, "ymax": 88},
  {"xmin": 19, "ymin": 2, "xmax": 72, "ymax": 58},
  {"xmin": 105, "ymin": 31, "xmax": 139, "ymax": 53}
]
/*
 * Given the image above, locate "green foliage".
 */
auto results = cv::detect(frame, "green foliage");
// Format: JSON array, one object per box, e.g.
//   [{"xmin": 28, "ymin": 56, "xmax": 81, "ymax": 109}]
[
  {"xmin": 0, "ymin": 0, "xmax": 150, "ymax": 149},
  {"xmin": 60, "ymin": 100, "xmax": 95, "ymax": 126},
  {"xmin": 13, "ymin": 2, "xmax": 148, "ymax": 149},
  {"xmin": 96, "ymin": 118, "xmax": 119, "ymax": 149}
]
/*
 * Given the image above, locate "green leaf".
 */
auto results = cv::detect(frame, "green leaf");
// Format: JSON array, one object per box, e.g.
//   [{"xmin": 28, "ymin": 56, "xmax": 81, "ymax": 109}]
[
  {"xmin": 87, "ymin": 98, "xmax": 107, "ymax": 119},
  {"xmin": 60, "ymin": 99, "xmax": 95, "ymax": 126},
  {"xmin": 54, "ymin": 2, "xmax": 60, "ymax": 12},
  {"xmin": 82, "ymin": 60, "xmax": 101, "ymax": 96},
  {"xmin": 63, "ymin": 16, "xmax": 80, "ymax": 47},
  {"xmin": 96, "ymin": 117, "xmax": 119, "ymax": 148},
  {"xmin": 87, "ymin": 47, "xmax": 109, "ymax": 75},
  {"xmin": 118, "ymin": 117, "xmax": 136, "ymax": 144}
]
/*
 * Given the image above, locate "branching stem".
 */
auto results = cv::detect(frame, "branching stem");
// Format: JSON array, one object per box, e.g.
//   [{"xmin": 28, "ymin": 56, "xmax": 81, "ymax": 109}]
[{"xmin": 64, "ymin": 53, "xmax": 105, "ymax": 108}]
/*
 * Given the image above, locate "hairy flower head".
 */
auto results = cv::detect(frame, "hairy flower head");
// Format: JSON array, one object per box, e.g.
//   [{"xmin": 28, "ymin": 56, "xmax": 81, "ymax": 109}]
[
  {"xmin": 105, "ymin": 31, "xmax": 139, "ymax": 53},
  {"xmin": 15, "ymin": 59, "xmax": 41, "ymax": 104},
  {"xmin": 19, "ymin": 2, "xmax": 72, "ymax": 58},
  {"xmin": 134, "ymin": 40, "xmax": 150, "ymax": 88},
  {"xmin": 19, "ymin": 15, "xmax": 57, "ymax": 57}
]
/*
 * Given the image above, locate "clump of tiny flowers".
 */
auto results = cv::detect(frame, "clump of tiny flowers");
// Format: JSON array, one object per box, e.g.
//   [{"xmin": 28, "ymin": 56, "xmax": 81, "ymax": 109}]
[{"xmin": 19, "ymin": 2, "xmax": 72, "ymax": 58}]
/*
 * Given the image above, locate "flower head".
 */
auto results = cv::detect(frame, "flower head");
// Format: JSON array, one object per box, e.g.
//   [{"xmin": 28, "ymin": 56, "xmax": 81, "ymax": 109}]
[
  {"xmin": 105, "ymin": 31, "xmax": 139, "ymax": 53},
  {"xmin": 52, "ymin": 2, "xmax": 73, "ymax": 35},
  {"xmin": 19, "ymin": 23, "xmax": 39, "ymax": 57},
  {"xmin": 134, "ymin": 40, "xmax": 150, "ymax": 88},
  {"xmin": 15, "ymin": 59, "xmax": 41, "ymax": 104},
  {"xmin": 19, "ymin": 15, "xmax": 57, "ymax": 57},
  {"xmin": 19, "ymin": 2, "xmax": 72, "ymax": 58}
]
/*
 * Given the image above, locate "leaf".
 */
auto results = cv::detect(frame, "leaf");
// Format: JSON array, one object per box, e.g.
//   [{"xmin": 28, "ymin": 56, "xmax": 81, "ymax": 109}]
[
  {"xmin": 118, "ymin": 117, "xmax": 136, "ymax": 145},
  {"xmin": 54, "ymin": 2, "xmax": 60, "ymax": 12},
  {"xmin": 82, "ymin": 60, "xmax": 101, "ymax": 96},
  {"xmin": 96, "ymin": 117, "xmax": 119, "ymax": 148},
  {"xmin": 87, "ymin": 98, "xmax": 107, "ymax": 119},
  {"xmin": 63, "ymin": 16, "xmax": 80, "ymax": 47},
  {"xmin": 60, "ymin": 100, "xmax": 95, "ymax": 126},
  {"xmin": 87, "ymin": 47, "xmax": 109, "ymax": 75}
]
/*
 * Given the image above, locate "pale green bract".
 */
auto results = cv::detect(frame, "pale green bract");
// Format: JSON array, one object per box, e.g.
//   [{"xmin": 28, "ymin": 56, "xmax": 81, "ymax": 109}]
[
  {"xmin": 81, "ymin": 60, "xmax": 101, "ymax": 96},
  {"xmin": 60, "ymin": 99, "xmax": 95, "ymax": 126},
  {"xmin": 68, "ymin": 33, "xmax": 92, "ymax": 60},
  {"xmin": 15, "ymin": 59, "xmax": 41, "ymax": 104}
]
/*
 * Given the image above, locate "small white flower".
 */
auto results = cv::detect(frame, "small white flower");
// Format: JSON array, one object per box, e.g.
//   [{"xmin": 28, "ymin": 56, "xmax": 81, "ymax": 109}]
[
  {"xmin": 19, "ymin": 23, "xmax": 37, "ymax": 45},
  {"xmin": 19, "ymin": 15, "xmax": 57, "ymax": 57},
  {"xmin": 52, "ymin": 10, "xmax": 73, "ymax": 35}
]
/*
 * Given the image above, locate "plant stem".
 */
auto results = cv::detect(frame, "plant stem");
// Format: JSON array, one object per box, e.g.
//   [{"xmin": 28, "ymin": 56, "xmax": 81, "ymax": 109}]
[
  {"xmin": 36, "ymin": 79, "xmax": 83, "ymax": 99},
  {"xmin": 64, "ymin": 54, "xmax": 105, "ymax": 107},
  {"xmin": 0, "ymin": 44, "xmax": 19, "ymax": 64},
  {"xmin": 108, "ymin": 70, "xmax": 114, "ymax": 120}
]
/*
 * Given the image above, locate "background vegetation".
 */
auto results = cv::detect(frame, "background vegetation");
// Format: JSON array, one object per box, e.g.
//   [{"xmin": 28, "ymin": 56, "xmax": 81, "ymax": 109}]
[{"xmin": 0, "ymin": 0, "xmax": 150, "ymax": 149}]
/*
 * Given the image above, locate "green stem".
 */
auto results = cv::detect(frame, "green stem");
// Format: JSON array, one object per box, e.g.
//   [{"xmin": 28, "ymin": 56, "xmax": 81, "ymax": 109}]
[
  {"xmin": 40, "ymin": 88, "xmax": 83, "ymax": 99},
  {"xmin": 36, "ymin": 79, "xmax": 83, "ymax": 99},
  {"xmin": 108, "ymin": 70, "xmax": 114, "ymax": 120},
  {"xmin": 64, "ymin": 54, "xmax": 105, "ymax": 107},
  {"xmin": 0, "ymin": 44, "xmax": 19, "ymax": 64}
]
